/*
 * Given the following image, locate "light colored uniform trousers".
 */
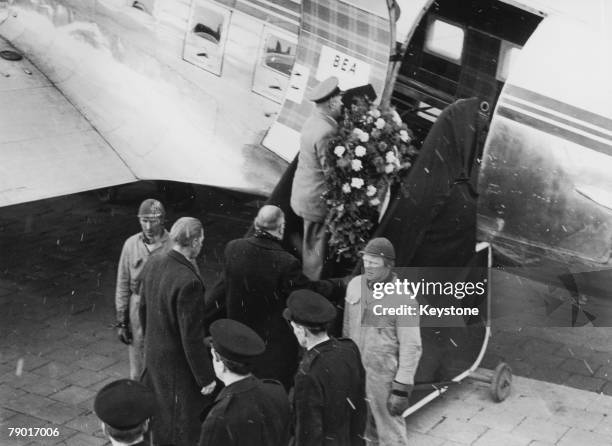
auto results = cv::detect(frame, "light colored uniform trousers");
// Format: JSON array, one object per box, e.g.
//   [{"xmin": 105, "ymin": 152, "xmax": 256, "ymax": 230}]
[
  {"xmin": 302, "ymin": 219, "xmax": 328, "ymax": 280},
  {"xmin": 128, "ymin": 293, "xmax": 144, "ymax": 380},
  {"xmin": 364, "ymin": 372, "xmax": 409, "ymax": 445}
]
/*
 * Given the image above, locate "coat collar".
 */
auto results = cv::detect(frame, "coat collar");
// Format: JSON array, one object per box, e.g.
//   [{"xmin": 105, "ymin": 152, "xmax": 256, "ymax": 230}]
[
  {"xmin": 307, "ymin": 338, "xmax": 335, "ymax": 355},
  {"xmin": 246, "ymin": 236, "xmax": 285, "ymax": 252},
  {"xmin": 137, "ymin": 229, "xmax": 170, "ymax": 245},
  {"xmin": 215, "ymin": 375, "xmax": 258, "ymax": 402},
  {"xmin": 366, "ymin": 271, "xmax": 397, "ymax": 290},
  {"xmin": 299, "ymin": 338, "xmax": 336, "ymax": 374},
  {"xmin": 168, "ymin": 249, "xmax": 202, "ymax": 281},
  {"xmin": 313, "ymin": 109, "xmax": 338, "ymax": 128}
]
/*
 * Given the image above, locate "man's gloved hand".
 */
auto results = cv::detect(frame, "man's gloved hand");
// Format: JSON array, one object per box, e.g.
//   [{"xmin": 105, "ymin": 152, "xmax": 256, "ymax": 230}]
[
  {"xmin": 117, "ymin": 322, "xmax": 132, "ymax": 345},
  {"xmin": 386, "ymin": 381, "xmax": 413, "ymax": 417}
]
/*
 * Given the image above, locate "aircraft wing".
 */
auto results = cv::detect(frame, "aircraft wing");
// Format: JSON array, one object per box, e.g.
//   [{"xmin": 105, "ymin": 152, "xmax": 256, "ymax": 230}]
[{"xmin": 0, "ymin": 44, "xmax": 136, "ymax": 207}]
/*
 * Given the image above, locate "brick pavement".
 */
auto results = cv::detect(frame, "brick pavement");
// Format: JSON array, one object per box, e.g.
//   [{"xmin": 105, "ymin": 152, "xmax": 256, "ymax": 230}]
[
  {"xmin": 0, "ymin": 183, "xmax": 257, "ymax": 445},
  {"xmin": 1, "ymin": 183, "xmax": 612, "ymax": 445}
]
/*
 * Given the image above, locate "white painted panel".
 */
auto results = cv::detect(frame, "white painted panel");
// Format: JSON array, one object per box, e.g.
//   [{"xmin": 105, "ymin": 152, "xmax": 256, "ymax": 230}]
[
  {"xmin": 285, "ymin": 63, "xmax": 309, "ymax": 104},
  {"xmin": 315, "ymin": 45, "xmax": 371, "ymax": 90},
  {"xmin": 262, "ymin": 122, "xmax": 301, "ymax": 161}
]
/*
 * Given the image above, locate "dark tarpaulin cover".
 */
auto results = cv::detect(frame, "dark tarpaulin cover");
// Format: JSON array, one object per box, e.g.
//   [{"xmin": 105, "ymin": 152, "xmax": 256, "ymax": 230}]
[
  {"xmin": 373, "ymin": 97, "xmax": 485, "ymax": 268},
  {"xmin": 371, "ymin": 97, "xmax": 489, "ymax": 387}
]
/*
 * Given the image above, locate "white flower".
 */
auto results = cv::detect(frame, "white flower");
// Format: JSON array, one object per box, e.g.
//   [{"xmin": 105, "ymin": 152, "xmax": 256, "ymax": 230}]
[
  {"xmin": 351, "ymin": 177, "xmax": 364, "ymax": 189},
  {"xmin": 353, "ymin": 128, "xmax": 363, "ymax": 137},
  {"xmin": 385, "ymin": 151, "xmax": 397, "ymax": 164},
  {"xmin": 399, "ymin": 130, "xmax": 410, "ymax": 143},
  {"xmin": 369, "ymin": 198, "xmax": 381, "ymax": 206},
  {"xmin": 391, "ymin": 109, "xmax": 402, "ymax": 125},
  {"xmin": 342, "ymin": 183, "xmax": 351, "ymax": 194},
  {"xmin": 355, "ymin": 145, "xmax": 367, "ymax": 157},
  {"xmin": 355, "ymin": 200, "xmax": 364, "ymax": 207},
  {"xmin": 385, "ymin": 164, "xmax": 395, "ymax": 174},
  {"xmin": 337, "ymin": 204, "xmax": 344, "ymax": 212},
  {"xmin": 358, "ymin": 132, "xmax": 369, "ymax": 143},
  {"xmin": 369, "ymin": 108, "xmax": 381, "ymax": 119},
  {"xmin": 334, "ymin": 146, "xmax": 346, "ymax": 157},
  {"xmin": 366, "ymin": 185, "xmax": 377, "ymax": 197},
  {"xmin": 375, "ymin": 118, "xmax": 386, "ymax": 130},
  {"xmin": 351, "ymin": 159, "xmax": 363, "ymax": 171}
]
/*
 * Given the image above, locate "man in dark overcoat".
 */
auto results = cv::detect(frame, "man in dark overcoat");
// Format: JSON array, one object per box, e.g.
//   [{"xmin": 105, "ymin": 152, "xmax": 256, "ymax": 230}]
[
  {"xmin": 284, "ymin": 290, "xmax": 367, "ymax": 446},
  {"xmin": 199, "ymin": 319, "xmax": 290, "ymax": 446},
  {"xmin": 139, "ymin": 217, "xmax": 215, "ymax": 446},
  {"xmin": 205, "ymin": 205, "xmax": 339, "ymax": 389}
]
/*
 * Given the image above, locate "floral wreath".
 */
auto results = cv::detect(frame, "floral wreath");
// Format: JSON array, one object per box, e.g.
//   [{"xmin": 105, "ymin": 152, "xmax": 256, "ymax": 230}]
[{"xmin": 323, "ymin": 95, "xmax": 419, "ymax": 262}]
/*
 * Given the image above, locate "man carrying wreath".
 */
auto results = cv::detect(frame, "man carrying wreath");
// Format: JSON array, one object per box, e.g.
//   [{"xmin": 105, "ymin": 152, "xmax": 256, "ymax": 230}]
[{"xmin": 291, "ymin": 76, "xmax": 344, "ymax": 280}]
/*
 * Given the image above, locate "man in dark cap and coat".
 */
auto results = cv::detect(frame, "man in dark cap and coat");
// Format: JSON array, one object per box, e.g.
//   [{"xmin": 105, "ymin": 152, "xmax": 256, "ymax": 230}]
[
  {"xmin": 291, "ymin": 76, "xmax": 344, "ymax": 280},
  {"xmin": 94, "ymin": 379, "xmax": 157, "ymax": 445},
  {"xmin": 205, "ymin": 204, "xmax": 341, "ymax": 389},
  {"xmin": 199, "ymin": 319, "xmax": 290, "ymax": 446},
  {"xmin": 139, "ymin": 217, "xmax": 215, "ymax": 446},
  {"xmin": 285, "ymin": 289, "xmax": 367, "ymax": 446}
]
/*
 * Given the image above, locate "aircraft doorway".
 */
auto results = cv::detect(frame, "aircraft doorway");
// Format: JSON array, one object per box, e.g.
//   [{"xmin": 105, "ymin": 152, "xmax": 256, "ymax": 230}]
[{"xmin": 391, "ymin": 0, "xmax": 543, "ymax": 144}]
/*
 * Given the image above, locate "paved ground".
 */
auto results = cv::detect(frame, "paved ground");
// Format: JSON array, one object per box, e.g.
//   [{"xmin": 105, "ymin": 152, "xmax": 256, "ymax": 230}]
[
  {"xmin": 406, "ymin": 374, "xmax": 612, "ymax": 446},
  {"xmin": 0, "ymin": 182, "xmax": 611, "ymax": 445}
]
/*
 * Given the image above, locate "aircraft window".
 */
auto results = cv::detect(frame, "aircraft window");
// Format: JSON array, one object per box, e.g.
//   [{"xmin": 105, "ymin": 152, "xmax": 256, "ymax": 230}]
[
  {"xmin": 193, "ymin": 13, "xmax": 223, "ymax": 44},
  {"xmin": 183, "ymin": 1, "xmax": 231, "ymax": 76},
  {"xmin": 252, "ymin": 29, "xmax": 297, "ymax": 103},
  {"xmin": 131, "ymin": 0, "xmax": 154, "ymax": 15},
  {"xmin": 424, "ymin": 18, "xmax": 465, "ymax": 64},
  {"xmin": 262, "ymin": 34, "xmax": 296, "ymax": 77},
  {"xmin": 496, "ymin": 41, "xmax": 522, "ymax": 82}
]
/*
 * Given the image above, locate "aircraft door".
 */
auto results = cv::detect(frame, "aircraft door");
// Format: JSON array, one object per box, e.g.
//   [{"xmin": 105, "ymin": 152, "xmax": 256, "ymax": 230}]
[{"xmin": 478, "ymin": 15, "xmax": 612, "ymax": 269}]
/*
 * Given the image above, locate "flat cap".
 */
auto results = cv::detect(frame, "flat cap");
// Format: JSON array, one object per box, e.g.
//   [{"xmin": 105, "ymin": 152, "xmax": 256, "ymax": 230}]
[
  {"xmin": 283, "ymin": 289, "xmax": 337, "ymax": 327},
  {"xmin": 306, "ymin": 76, "xmax": 341, "ymax": 103},
  {"xmin": 360, "ymin": 237, "xmax": 395, "ymax": 260},
  {"xmin": 94, "ymin": 379, "xmax": 156, "ymax": 430},
  {"xmin": 210, "ymin": 319, "xmax": 265, "ymax": 362},
  {"xmin": 138, "ymin": 198, "xmax": 165, "ymax": 218}
]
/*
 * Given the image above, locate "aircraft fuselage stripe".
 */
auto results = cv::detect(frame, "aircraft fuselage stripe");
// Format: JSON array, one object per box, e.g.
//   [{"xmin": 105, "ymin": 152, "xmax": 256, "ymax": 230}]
[
  {"xmin": 236, "ymin": 0, "xmax": 300, "ymax": 23},
  {"xmin": 501, "ymin": 97, "xmax": 612, "ymax": 142},
  {"xmin": 504, "ymin": 84, "xmax": 612, "ymax": 131},
  {"xmin": 497, "ymin": 105, "xmax": 612, "ymax": 157},
  {"xmin": 501, "ymin": 95, "xmax": 612, "ymax": 139}
]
